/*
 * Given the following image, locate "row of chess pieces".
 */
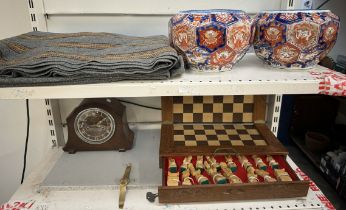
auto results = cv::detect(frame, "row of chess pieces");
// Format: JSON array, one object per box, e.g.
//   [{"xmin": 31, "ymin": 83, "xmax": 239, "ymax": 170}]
[{"xmin": 166, "ymin": 155, "xmax": 293, "ymax": 186}]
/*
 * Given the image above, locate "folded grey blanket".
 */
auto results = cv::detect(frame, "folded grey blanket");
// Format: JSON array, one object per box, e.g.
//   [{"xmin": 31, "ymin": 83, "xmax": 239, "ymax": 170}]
[{"xmin": 0, "ymin": 31, "xmax": 184, "ymax": 86}]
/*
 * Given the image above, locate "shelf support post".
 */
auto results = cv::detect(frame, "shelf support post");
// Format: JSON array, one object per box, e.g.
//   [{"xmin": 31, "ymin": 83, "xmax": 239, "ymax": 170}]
[
  {"xmin": 266, "ymin": 95, "xmax": 283, "ymax": 137},
  {"xmin": 27, "ymin": 0, "xmax": 64, "ymax": 147}
]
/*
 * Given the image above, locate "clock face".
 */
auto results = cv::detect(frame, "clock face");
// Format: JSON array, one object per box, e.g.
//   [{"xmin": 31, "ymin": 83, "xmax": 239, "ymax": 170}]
[{"xmin": 74, "ymin": 108, "xmax": 116, "ymax": 144}]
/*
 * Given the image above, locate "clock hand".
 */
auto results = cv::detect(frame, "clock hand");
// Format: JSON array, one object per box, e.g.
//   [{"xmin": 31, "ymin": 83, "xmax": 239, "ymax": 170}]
[{"xmin": 96, "ymin": 118, "xmax": 107, "ymax": 125}]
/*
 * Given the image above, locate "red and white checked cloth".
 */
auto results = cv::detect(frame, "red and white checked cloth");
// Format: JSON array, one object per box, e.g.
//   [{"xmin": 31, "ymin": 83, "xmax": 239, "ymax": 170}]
[{"xmin": 309, "ymin": 69, "xmax": 346, "ymax": 97}]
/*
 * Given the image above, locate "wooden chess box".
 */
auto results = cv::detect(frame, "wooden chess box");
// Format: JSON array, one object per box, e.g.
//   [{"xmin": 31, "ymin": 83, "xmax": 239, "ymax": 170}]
[{"xmin": 158, "ymin": 95, "xmax": 309, "ymax": 203}]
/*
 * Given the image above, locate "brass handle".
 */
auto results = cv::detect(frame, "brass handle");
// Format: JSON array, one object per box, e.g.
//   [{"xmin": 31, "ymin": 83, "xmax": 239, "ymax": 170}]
[
  {"xmin": 119, "ymin": 164, "xmax": 131, "ymax": 209},
  {"xmin": 122, "ymin": 164, "xmax": 131, "ymax": 180}
]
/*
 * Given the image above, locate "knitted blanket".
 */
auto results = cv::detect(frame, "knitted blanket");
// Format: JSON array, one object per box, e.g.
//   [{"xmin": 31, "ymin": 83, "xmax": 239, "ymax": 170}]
[{"xmin": 0, "ymin": 31, "xmax": 184, "ymax": 86}]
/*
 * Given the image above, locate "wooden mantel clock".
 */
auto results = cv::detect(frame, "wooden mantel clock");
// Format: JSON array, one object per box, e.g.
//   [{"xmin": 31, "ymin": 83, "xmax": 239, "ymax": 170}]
[{"xmin": 63, "ymin": 98, "xmax": 134, "ymax": 154}]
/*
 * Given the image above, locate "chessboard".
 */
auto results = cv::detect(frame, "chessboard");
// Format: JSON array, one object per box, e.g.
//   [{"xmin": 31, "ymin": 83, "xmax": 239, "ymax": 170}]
[
  {"xmin": 160, "ymin": 95, "xmax": 286, "ymax": 155},
  {"xmin": 173, "ymin": 124, "xmax": 267, "ymax": 147},
  {"xmin": 171, "ymin": 95, "xmax": 254, "ymax": 123}
]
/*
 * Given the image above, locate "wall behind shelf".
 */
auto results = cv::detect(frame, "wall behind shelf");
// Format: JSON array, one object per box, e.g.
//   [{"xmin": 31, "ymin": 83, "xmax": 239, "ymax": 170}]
[
  {"xmin": 0, "ymin": 100, "xmax": 51, "ymax": 204},
  {"xmin": 0, "ymin": 0, "xmax": 50, "ymax": 205},
  {"xmin": 45, "ymin": 0, "xmax": 280, "ymax": 36},
  {"xmin": 0, "ymin": 0, "xmax": 31, "ymax": 39}
]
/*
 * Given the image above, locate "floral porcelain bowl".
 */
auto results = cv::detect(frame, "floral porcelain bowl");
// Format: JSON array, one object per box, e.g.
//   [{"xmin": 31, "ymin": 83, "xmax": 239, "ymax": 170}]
[
  {"xmin": 169, "ymin": 9, "xmax": 253, "ymax": 72},
  {"xmin": 254, "ymin": 10, "xmax": 340, "ymax": 69}
]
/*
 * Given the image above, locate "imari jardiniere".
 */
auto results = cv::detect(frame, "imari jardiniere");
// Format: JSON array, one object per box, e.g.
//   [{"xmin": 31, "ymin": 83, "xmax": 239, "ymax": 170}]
[
  {"xmin": 169, "ymin": 10, "xmax": 253, "ymax": 72},
  {"xmin": 158, "ymin": 95, "xmax": 309, "ymax": 203},
  {"xmin": 254, "ymin": 10, "xmax": 340, "ymax": 69}
]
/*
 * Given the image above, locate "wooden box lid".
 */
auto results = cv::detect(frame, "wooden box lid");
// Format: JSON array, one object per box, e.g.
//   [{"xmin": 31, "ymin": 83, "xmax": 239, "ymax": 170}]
[{"xmin": 160, "ymin": 96, "xmax": 288, "ymax": 157}]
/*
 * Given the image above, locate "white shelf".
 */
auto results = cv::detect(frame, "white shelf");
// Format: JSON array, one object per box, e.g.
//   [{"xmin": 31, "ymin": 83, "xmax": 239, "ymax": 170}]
[
  {"xmin": 40, "ymin": 125, "xmax": 161, "ymax": 190},
  {"xmin": 10, "ymin": 124, "xmax": 329, "ymax": 210},
  {"xmin": 0, "ymin": 54, "xmax": 325, "ymax": 99}
]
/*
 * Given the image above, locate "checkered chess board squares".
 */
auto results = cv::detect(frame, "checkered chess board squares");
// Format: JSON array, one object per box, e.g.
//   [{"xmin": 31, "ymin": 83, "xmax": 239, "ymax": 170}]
[
  {"xmin": 173, "ymin": 124, "xmax": 267, "ymax": 147},
  {"xmin": 172, "ymin": 96, "xmax": 254, "ymax": 123}
]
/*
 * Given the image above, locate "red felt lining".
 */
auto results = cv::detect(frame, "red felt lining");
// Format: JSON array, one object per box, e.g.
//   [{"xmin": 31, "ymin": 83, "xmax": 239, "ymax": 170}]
[{"xmin": 163, "ymin": 155, "xmax": 297, "ymax": 186}]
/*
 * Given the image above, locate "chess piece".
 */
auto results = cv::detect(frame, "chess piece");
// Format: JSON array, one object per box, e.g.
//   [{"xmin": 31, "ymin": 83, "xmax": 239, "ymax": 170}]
[
  {"xmin": 247, "ymin": 173, "xmax": 259, "ymax": 183},
  {"xmin": 246, "ymin": 173, "xmax": 259, "ymax": 183},
  {"xmin": 188, "ymin": 163, "xmax": 209, "ymax": 184},
  {"xmin": 237, "ymin": 155, "xmax": 255, "ymax": 174},
  {"xmin": 196, "ymin": 155, "xmax": 204, "ymax": 172},
  {"xmin": 181, "ymin": 170, "xmax": 193, "ymax": 185},
  {"xmin": 167, "ymin": 171, "xmax": 180, "ymax": 186},
  {"xmin": 266, "ymin": 155, "xmax": 279, "ymax": 169},
  {"xmin": 252, "ymin": 155, "xmax": 267, "ymax": 170},
  {"xmin": 204, "ymin": 161, "xmax": 227, "ymax": 184},
  {"xmin": 225, "ymin": 155, "xmax": 237, "ymax": 172},
  {"xmin": 255, "ymin": 169, "xmax": 277, "ymax": 182},
  {"xmin": 180, "ymin": 156, "xmax": 192, "ymax": 172},
  {"xmin": 237, "ymin": 155, "xmax": 258, "ymax": 183},
  {"xmin": 220, "ymin": 162, "xmax": 242, "ymax": 183},
  {"xmin": 168, "ymin": 158, "xmax": 177, "ymax": 173},
  {"xmin": 205, "ymin": 156, "xmax": 221, "ymax": 171},
  {"xmin": 274, "ymin": 169, "xmax": 293, "ymax": 182}
]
